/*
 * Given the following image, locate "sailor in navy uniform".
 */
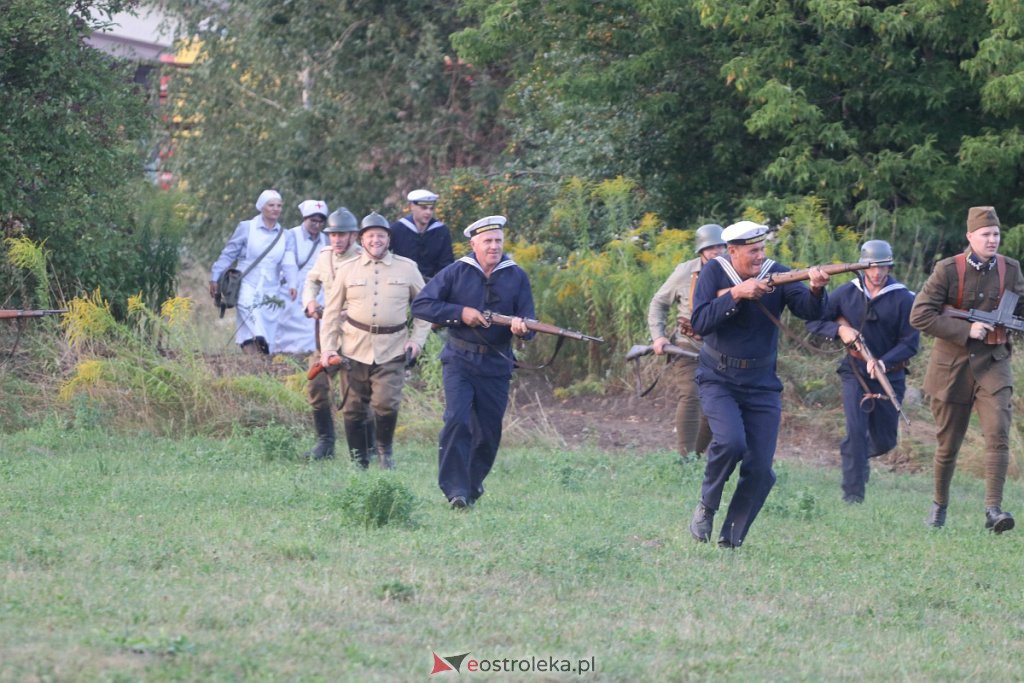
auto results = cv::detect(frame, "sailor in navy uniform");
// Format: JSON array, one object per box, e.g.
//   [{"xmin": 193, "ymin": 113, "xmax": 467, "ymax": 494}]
[
  {"xmin": 688, "ymin": 221, "xmax": 830, "ymax": 547},
  {"xmin": 389, "ymin": 189, "xmax": 455, "ymax": 281},
  {"xmin": 411, "ymin": 215, "xmax": 535, "ymax": 509},
  {"xmin": 806, "ymin": 240, "xmax": 919, "ymax": 504}
]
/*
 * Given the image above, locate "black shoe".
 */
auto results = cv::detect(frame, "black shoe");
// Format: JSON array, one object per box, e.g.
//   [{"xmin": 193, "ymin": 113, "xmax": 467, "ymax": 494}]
[
  {"xmin": 449, "ymin": 496, "xmax": 469, "ymax": 510},
  {"xmin": 689, "ymin": 501, "xmax": 714, "ymax": 542},
  {"xmin": 926, "ymin": 502, "xmax": 947, "ymax": 528},
  {"xmin": 717, "ymin": 537, "xmax": 738, "ymax": 549},
  {"xmin": 843, "ymin": 494, "xmax": 864, "ymax": 505},
  {"xmin": 985, "ymin": 507, "xmax": 1014, "ymax": 534}
]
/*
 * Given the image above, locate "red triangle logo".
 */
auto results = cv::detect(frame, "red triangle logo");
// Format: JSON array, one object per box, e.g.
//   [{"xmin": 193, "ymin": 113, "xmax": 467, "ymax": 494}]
[{"xmin": 431, "ymin": 651, "xmax": 454, "ymax": 674}]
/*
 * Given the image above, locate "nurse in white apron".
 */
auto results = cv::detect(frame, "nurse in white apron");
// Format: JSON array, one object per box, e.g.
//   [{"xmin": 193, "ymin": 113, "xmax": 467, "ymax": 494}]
[
  {"xmin": 275, "ymin": 199, "xmax": 329, "ymax": 353},
  {"xmin": 210, "ymin": 189, "xmax": 294, "ymax": 354}
]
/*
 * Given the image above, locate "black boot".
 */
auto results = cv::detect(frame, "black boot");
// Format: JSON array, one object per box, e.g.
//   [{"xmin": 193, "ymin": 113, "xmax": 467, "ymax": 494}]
[
  {"xmin": 926, "ymin": 502, "xmax": 947, "ymax": 528},
  {"xmin": 343, "ymin": 416, "xmax": 371, "ymax": 469},
  {"xmin": 985, "ymin": 506, "xmax": 1014, "ymax": 534},
  {"xmin": 689, "ymin": 501, "xmax": 715, "ymax": 542},
  {"xmin": 374, "ymin": 412, "xmax": 398, "ymax": 470},
  {"xmin": 303, "ymin": 405, "xmax": 335, "ymax": 460}
]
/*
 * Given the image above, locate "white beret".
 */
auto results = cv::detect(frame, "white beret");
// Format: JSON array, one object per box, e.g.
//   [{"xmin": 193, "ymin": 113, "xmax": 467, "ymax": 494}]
[
  {"xmin": 255, "ymin": 189, "xmax": 282, "ymax": 211},
  {"xmin": 298, "ymin": 199, "xmax": 329, "ymax": 218},
  {"xmin": 721, "ymin": 220, "xmax": 769, "ymax": 245},
  {"xmin": 464, "ymin": 215, "xmax": 507, "ymax": 238},
  {"xmin": 407, "ymin": 189, "xmax": 438, "ymax": 205}
]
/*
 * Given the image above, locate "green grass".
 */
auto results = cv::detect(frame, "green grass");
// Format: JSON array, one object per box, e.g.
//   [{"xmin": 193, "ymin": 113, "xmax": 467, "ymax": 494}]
[{"xmin": 2, "ymin": 425, "xmax": 1023, "ymax": 681}]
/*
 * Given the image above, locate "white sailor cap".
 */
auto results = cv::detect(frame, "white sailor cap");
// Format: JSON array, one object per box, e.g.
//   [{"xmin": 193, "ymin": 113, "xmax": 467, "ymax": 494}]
[
  {"xmin": 255, "ymin": 189, "xmax": 282, "ymax": 211},
  {"xmin": 298, "ymin": 199, "xmax": 329, "ymax": 218},
  {"xmin": 407, "ymin": 189, "xmax": 438, "ymax": 206},
  {"xmin": 721, "ymin": 220, "xmax": 769, "ymax": 245},
  {"xmin": 463, "ymin": 215, "xmax": 507, "ymax": 238}
]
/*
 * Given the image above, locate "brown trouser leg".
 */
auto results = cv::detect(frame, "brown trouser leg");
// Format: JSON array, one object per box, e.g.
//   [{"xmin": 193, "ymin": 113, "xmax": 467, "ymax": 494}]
[
  {"xmin": 930, "ymin": 386, "xmax": 1012, "ymax": 508},
  {"xmin": 929, "ymin": 398, "xmax": 970, "ymax": 507},
  {"xmin": 671, "ymin": 356, "xmax": 710, "ymax": 457},
  {"xmin": 976, "ymin": 386, "xmax": 1012, "ymax": 508}
]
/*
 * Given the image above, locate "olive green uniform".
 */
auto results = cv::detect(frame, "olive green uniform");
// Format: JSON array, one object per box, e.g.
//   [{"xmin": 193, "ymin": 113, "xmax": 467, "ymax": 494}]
[
  {"xmin": 647, "ymin": 256, "xmax": 712, "ymax": 457},
  {"xmin": 909, "ymin": 252, "xmax": 1024, "ymax": 508}
]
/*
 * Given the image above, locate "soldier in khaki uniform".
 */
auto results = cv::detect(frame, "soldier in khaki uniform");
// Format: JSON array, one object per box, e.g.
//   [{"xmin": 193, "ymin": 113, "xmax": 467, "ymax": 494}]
[
  {"xmin": 909, "ymin": 206, "xmax": 1021, "ymax": 533},
  {"xmin": 647, "ymin": 224, "xmax": 726, "ymax": 457},
  {"xmin": 299, "ymin": 207, "xmax": 360, "ymax": 460},
  {"xmin": 320, "ymin": 212, "xmax": 431, "ymax": 468}
]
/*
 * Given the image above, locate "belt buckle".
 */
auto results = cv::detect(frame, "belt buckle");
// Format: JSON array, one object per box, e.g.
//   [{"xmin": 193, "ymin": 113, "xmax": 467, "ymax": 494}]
[{"xmin": 368, "ymin": 323, "xmax": 380, "ymax": 334}]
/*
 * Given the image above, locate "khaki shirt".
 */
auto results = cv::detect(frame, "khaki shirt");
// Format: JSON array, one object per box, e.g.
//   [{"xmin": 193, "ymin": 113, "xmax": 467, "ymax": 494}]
[
  {"xmin": 302, "ymin": 243, "xmax": 360, "ymax": 307},
  {"xmin": 647, "ymin": 256, "xmax": 704, "ymax": 352},
  {"xmin": 910, "ymin": 251, "xmax": 1024, "ymax": 403},
  {"xmin": 320, "ymin": 251, "xmax": 430, "ymax": 364}
]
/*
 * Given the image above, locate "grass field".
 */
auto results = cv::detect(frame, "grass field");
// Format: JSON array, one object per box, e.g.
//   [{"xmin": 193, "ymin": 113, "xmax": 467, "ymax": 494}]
[{"xmin": 2, "ymin": 424, "xmax": 1023, "ymax": 681}]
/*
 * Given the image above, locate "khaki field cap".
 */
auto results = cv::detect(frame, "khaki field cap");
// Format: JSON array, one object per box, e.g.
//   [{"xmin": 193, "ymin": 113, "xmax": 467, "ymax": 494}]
[{"xmin": 967, "ymin": 206, "xmax": 1000, "ymax": 232}]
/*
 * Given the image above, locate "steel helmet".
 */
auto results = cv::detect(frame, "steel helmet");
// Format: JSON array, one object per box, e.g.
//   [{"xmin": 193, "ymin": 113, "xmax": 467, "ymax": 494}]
[
  {"xmin": 859, "ymin": 239, "xmax": 894, "ymax": 266},
  {"xmin": 694, "ymin": 223, "xmax": 726, "ymax": 254},
  {"xmin": 324, "ymin": 207, "xmax": 358, "ymax": 233},
  {"xmin": 359, "ymin": 211, "xmax": 390, "ymax": 235}
]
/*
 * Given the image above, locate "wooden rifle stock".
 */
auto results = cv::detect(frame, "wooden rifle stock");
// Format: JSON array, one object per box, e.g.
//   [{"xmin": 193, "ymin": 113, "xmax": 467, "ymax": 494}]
[
  {"xmin": 714, "ymin": 261, "xmax": 882, "ymax": 297},
  {"xmin": 307, "ymin": 355, "xmax": 345, "ymax": 380},
  {"xmin": 482, "ymin": 310, "xmax": 604, "ymax": 343},
  {"xmin": 836, "ymin": 315, "xmax": 910, "ymax": 426},
  {"xmin": 0, "ymin": 308, "xmax": 68, "ymax": 320}
]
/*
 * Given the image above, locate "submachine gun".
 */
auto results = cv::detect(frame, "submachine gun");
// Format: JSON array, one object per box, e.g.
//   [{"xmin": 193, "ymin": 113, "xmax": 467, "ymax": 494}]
[{"xmin": 940, "ymin": 290, "xmax": 1024, "ymax": 338}]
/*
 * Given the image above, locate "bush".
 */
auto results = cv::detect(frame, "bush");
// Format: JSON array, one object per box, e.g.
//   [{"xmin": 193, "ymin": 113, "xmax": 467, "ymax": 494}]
[{"xmin": 334, "ymin": 474, "xmax": 417, "ymax": 529}]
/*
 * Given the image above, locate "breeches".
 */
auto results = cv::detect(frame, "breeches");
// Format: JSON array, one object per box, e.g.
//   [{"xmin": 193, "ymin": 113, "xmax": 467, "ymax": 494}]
[
  {"xmin": 342, "ymin": 357, "xmax": 406, "ymax": 421},
  {"xmin": 930, "ymin": 384, "xmax": 1012, "ymax": 508}
]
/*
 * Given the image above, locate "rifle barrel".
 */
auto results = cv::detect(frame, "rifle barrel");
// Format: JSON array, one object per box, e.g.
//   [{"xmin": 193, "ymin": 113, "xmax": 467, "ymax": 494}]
[
  {"xmin": 483, "ymin": 311, "xmax": 604, "ymax": 343},
  {"xmin": 0, "ymin": 309, "xmax": 68, "ymax": 320}
]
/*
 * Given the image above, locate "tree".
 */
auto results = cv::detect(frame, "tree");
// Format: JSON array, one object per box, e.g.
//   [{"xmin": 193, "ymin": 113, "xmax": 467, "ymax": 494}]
[
  {"xmin": 452, "ymin": 0, "xmax": 763, "ymax": 229},
  {"xmin": 0, "ymin": 0, "xmax": 173, "ymax": 312},
  {"xmin": 166, "ymin": 0, "xmax": 508, "ymax": 255}
]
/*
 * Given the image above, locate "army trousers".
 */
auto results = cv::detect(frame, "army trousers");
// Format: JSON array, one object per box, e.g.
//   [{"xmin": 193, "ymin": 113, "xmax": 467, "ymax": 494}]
[
  {"xmin": 698, "ymin": 380, "xmax": 781, "ymax": 547},
  {"xmin": 342, "ymin": 356, "xmax": 406, "ymax": 423},
  {"xmin": 930, "ymin": 386, "xmax": 1011, "ymax": 509},
  {"xmin": 668, "ymin": 356, "xmax": 712, "ymax": 457},
  {"xmin": 838, "ymin": 372, "xmax": 904, "ymax": 501}
]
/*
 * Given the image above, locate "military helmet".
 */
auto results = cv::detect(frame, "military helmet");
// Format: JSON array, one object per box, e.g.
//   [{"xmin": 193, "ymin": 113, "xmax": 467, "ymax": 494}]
[
  {"xmin": 694, "ymin": 223, "xmax": 726, "ymax": 254},
  {"xmin": 859, "ymin": 239, "xmax": 894, "ymax": 266},
  {"xmin": 359, "ymin": 211, "xmax": 390, "ymax": 235},
  {"xmin": 324, "ymin": 207, "xmax": 358, "ymax": 233}
]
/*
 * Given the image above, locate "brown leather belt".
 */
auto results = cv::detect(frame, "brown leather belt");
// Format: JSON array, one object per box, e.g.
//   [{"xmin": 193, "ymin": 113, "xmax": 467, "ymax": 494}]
[{"xmin": 346, "ymin": 317, "xmax": 406, "ymax": 334}]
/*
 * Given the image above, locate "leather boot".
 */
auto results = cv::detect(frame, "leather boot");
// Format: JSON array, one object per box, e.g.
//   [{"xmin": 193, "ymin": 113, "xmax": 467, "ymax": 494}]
[
  {"xmin": 374, "ymin": 412, "xmax": 398, "ymax": 470},
  {"xmin": 303, "ymin": 405, "xmax": 335, "ymax": 460},
  {"xmin": 985, "ymin": 507, "xmax": 1014, "ymax": 534},
  {"xmin": 926, "ymin": 501, "xmax": 947, "ymax": 528},
  {"xmin": 343, "ymin": 416, "xmax": 371, "ymax": 469},
  {"xmin": 689, "ymin": 501, "xmax": 715, "ymax": 542}
]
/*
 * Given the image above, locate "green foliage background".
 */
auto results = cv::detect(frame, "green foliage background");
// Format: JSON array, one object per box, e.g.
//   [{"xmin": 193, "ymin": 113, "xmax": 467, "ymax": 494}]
[{"xmin": 0, "ymin": 1, "xmax": 185, "ymax": 314}]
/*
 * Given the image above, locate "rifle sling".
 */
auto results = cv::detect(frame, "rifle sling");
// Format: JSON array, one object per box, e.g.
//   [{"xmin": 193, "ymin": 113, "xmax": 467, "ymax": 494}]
[{"xmin": 464, "ymin": 327, "xmax": 566, "ymax": 370}]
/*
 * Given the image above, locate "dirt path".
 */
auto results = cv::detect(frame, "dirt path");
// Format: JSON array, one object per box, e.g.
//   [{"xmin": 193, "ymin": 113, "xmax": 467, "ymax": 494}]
[{"xmin": 507, "ymin": 373, "xmax": 937, "ymax": 476}]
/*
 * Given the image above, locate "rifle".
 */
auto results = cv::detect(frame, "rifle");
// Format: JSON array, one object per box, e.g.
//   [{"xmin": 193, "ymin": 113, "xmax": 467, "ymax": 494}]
[
  {"xmin": 941, "ymin": 290, "xmax": 1024, "ymax": 335},
  {"xmin": 307, "ymin": 355, "xmax": 346, "ymax": 381},
  {"xmin": 625, "ymin": 343, "xmax": 699, "ymax": 362},
  {"xmin": 715, "ymin": 261, "xmax": 886, "ymax": 297},
  {"xmin": 0, "ymin": 309, "xmax": 67, "ymax": 320},
  {"xmin": 481, "ymin": 310, "xmax": 604, "ymax": 343},
  {"xmin": 837, "ymin": 316, "xmax": 910, "ymax": 426}
]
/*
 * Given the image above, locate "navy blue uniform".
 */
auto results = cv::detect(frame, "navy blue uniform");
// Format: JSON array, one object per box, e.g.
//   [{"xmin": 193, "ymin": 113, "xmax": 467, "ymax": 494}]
[
  {"xmin": 806, "ymin": 276, "xmax": 919, "ymax": 501},
  {"xmin": 690, "ymin": 256, "xmax": 827, "ymax": 546},
  {"xmin": 412, "ymin": 254, "xmax": 535, "ymax": 503},
  {"xmin": 389, "ymin": 216, "xmax": 454, "ymax": 281}
]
